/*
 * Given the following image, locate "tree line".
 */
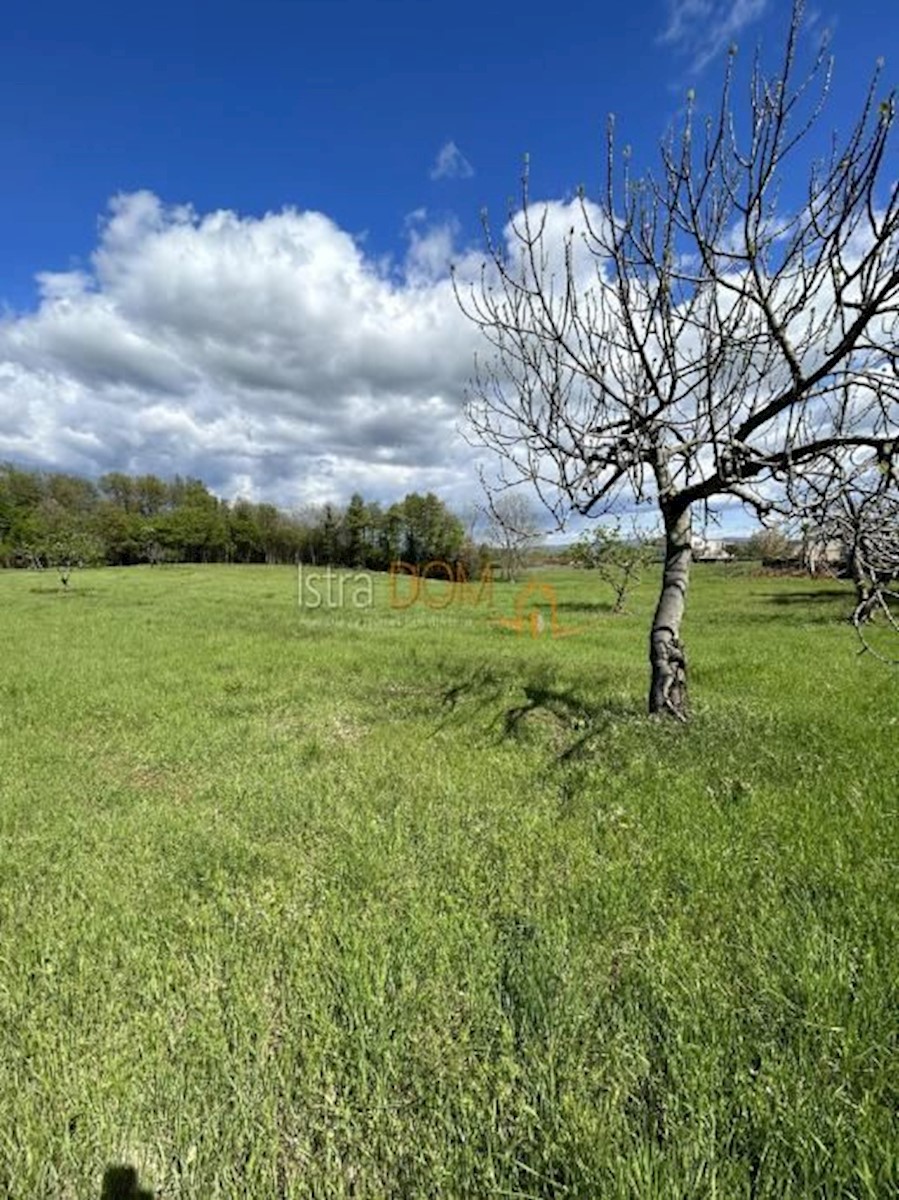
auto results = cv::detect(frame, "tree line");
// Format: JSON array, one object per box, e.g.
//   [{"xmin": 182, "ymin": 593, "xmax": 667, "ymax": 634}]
[{"xmin": 0, "ymin": 464, "xmax": 473, "ymax": 572}]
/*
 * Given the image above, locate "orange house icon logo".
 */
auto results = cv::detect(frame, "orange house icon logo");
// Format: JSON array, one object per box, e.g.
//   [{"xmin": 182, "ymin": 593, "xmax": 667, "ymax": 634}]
[{"xmin": 494, "ymin": 581, "xmax": 581, "ymax": 639}]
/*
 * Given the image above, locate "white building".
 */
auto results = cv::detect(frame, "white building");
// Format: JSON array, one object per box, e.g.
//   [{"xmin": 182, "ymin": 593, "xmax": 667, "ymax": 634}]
[{"xmin": 691, "ymin": 534, "xmax": 732, "ymax": 562}]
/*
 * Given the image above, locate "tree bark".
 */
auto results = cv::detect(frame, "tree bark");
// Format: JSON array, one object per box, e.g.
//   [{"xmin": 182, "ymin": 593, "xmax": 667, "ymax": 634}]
[
  {"xmin": 649, "ymin": 505, "xmax": 692, "ymax": 720},
  {"xmin": 851, "ymin": 564, "xmax": 876, "ymax": 627}
]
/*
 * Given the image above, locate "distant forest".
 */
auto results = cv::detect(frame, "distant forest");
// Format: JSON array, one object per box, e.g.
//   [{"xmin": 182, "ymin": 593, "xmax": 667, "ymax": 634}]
[{"xmin": 0, "ymin": 463, "xmax": 481, "ymax": 571}]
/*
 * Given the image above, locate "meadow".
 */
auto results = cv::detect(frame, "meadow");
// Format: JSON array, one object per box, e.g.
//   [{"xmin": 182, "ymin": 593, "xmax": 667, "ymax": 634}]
[{"xmin": 0, "ymin": 562, "xmax": 896, "ymax": 1198}]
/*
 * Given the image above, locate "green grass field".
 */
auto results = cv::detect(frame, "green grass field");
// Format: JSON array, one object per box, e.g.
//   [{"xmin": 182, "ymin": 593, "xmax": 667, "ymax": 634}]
[{"xmin": 0, "ymin": 563, "xmax": 896, "ymax": 1198}]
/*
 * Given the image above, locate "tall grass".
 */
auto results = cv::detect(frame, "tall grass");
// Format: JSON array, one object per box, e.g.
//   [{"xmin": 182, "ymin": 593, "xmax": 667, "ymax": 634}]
[{"xmin": 0, "ymin": 563, "xmax": 896, "ymax": 1197}]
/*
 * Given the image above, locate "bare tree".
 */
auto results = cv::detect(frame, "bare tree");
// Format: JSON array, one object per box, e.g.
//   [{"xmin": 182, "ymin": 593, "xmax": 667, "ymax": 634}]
[
  {"xmin": 484, "ymin": 491, "xmax": 542, "ymax": 582},
  {"xmin": 455, "ymin": 1, "xmax": 898, "ymax": 718},
  {"xmin": 790, "ymin": 447, "xmax": 899, "ymax": 637}
]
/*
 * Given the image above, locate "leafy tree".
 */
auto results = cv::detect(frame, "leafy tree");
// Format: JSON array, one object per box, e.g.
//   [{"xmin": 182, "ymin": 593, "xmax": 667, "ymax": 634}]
[
  {"xmin": 0, "ymin": 465, "xmax": 44, "ymax": 563},
  {"xmin": 229, "ymin": 500, "xmax": 264, "ymax": 563},
  {"xmin": 133, "ymin": 474, "xmax": 170, "ymax": 517},
  {"xmin": 46, "ymin": 472, "xmax": 98, "ymax": 514},
  {"xmin": 456, "ymin": 2, "xmax": 898, "ymax": 718},
  {"xmin": 318, "ymin": 503, "xmax": 342, "ymax": 565},
  {"xmin": 255, "ymin": 503, "xmax": 286, "ymax": 564},
  {"xmin": 379, "ymin": 503, "xmax": 405, "ymax": 569},
  {"xmin": 91, "ymin": 502, "xmax": 143, "ymax": 565},
  {"xmin": 398, "ymin": 493, "xmax": 465, "ymax": 566},
  {"xmin": 342, "ymin": 493, "xmax": 370, "ymax": 567},
  {"xmin": 722, "ymin": 540, "xmax": 757, "ymax": 562},
  {"xmin": 99, "ymin": 471, "xmax": 138, "ymax": 512},
  {"xmin": 229, "ymin": 502, "xmax": 258, "ymax": 563},
  {"xmin": 48, "ymin": 529, "xmax": 103, "ymax": 588},
  {"xmin": 162, "ymin": 487, "xmax": 231, "ymax": 562},
  {"xmin": 32, "ymin": 499, "xmax": 102, "ymax": 587},
  {"xmin": 745, "ymin": 525, "xmax": 794, "ymax": 563},
  {"xmin": 139, "ymin": 523, "xmax": 168, "ymax": 567}
]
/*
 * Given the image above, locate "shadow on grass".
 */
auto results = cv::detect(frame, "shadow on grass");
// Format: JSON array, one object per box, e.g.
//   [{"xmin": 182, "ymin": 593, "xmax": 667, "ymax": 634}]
[
  {"xmin": 506, "ymin": 677, "xmax": 642, "ymax": 762},
  {"xmin": 28, "ymin": 586, "xmax": 96, "ymax": 597},
  {"xmin": 759, "ymin": 589, "xmax": 852, "ymax": 625},
  {"xmin": 764, "ymin": 588, "xmax": 849, "ymax": 605},
  {"xmin": 100, "ymin": 1165, "xmax": 154, "ymax": 1199},
  {"xmin": 438, "ymin": 663, "xmax": 641, "ymax": 761}
]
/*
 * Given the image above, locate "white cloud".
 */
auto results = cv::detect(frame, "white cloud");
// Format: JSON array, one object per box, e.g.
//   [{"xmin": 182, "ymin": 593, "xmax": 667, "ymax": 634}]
[
  {"xmin": 429, "ymin": 141, "xmax": 474, "ymax": 181},
  {"xmin": 405, "ymin": 218, "xmax": 460, "ymax": 285},
  {"xmin": 658, "ymin": 0, "xmax": 768, "ymax": 75},
  {"xmin": 0, "ymin": 192, "xmax": 485, "ymax": 508},
  {"xmin": 9, "ymin": 187, "xmax": 874, "ymax": 539}
]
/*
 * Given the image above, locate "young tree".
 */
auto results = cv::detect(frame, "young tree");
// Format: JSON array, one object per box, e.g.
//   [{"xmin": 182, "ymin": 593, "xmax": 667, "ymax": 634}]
[
  {"xmin": 35, "ymin": 499, "xmax": 102, "ymax": 588},
  {"xmin": 48, "ymin": 529, "xmax": 103, "ymax": 589},
  {"xmin": 455, "ymin": 1, "xmax": 898, "ymax": 718},
  {"xmin": 571, "ymin": 522, "xmax": 656, "ymax": 613},
  {"xmin": 484, "ymin": 491, "xmax": 542, "ymax": 581}
]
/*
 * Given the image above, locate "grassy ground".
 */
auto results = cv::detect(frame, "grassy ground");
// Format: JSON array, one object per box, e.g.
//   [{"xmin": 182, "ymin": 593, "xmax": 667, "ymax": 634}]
[{"xmin": 0, "ymin": 562, "xmax": 896, "ymax": 1198}]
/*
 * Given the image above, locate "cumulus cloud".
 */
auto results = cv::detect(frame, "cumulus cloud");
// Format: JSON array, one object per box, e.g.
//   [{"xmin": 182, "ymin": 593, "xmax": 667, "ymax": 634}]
[
  {"xmin": 404, "ymin": 214, "xmax": 460, "ymax": 285},
  {"xmin": 429, "ymin": 141, "xmax": 474, "ymax": 181},
  {"xmin": 0, "ymin": 192, "xmax": 490, "ymax": 508},
  {"xmin": 658, "ymin": 0, "xmax": 768, "ymax": 75}
]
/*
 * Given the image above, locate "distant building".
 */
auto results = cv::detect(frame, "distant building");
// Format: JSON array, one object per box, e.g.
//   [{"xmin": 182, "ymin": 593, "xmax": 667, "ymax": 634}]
[
  {"xmin": 691, "ymin": 535, "xmax": 732, "ymax": 562},
  {"xmin": 803, "ymin": 535, "xmax": 847, "ymax": 574}
]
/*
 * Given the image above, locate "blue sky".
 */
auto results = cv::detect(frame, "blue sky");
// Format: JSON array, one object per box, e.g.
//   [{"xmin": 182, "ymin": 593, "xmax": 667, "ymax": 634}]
[{"xmin": 0, "ymin": 0, "xmax": 895, "ymax": 522}]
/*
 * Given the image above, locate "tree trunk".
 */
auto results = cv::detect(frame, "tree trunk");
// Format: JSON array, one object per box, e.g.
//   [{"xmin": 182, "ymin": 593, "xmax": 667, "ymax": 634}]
[
  {"xmin": 649, "ymin": 505, "xmax": 692, "ymax": 720},
  {"xmin": 851, "ymin": 561, "xmax": 876, "ymax": 626}
]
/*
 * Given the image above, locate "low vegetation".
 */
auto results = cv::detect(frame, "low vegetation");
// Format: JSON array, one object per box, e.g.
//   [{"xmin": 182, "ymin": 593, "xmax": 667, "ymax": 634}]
[{"xmin": 0, "ymin": 563, "xmax": 896, "ymax": 1197}]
